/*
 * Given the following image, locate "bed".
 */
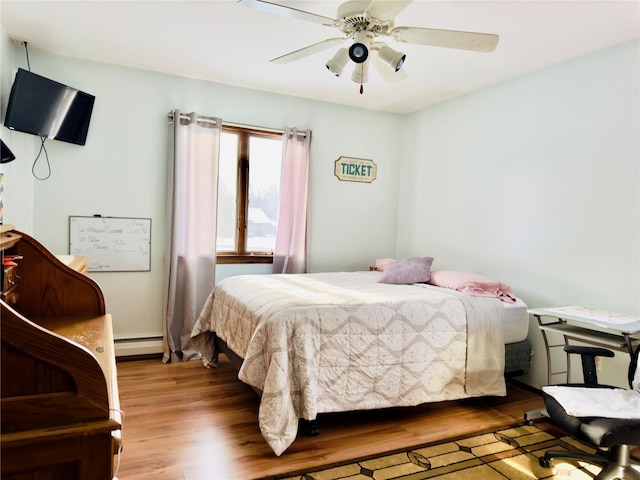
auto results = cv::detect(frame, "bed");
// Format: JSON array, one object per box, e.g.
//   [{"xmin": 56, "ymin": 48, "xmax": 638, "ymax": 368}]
[{"xmin": 191, "ymin": 270, "xmax": 530, "ymax": 456}]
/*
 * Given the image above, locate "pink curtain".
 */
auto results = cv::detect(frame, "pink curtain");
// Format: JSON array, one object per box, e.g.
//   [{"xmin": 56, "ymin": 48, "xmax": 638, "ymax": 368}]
[
  {"xmin": 163, "ymin": 110, "xmax": 221, "ymax": 362},
  {"xmin": 273, "ymin": 128, "xmax": 311, "ymax": 274}
]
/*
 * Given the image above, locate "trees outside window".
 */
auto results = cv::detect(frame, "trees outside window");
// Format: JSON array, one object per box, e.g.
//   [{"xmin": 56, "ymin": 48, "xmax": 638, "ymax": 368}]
[{"xmin": 216, "ymin": 126, "xmax": 282, "ymax": 264}]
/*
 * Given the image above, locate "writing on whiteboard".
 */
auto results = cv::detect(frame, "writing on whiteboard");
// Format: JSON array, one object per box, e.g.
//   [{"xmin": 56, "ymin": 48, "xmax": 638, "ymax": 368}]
[{"xmin": 69, "ymin": 216, "xmax": 151, "ymax": 272}]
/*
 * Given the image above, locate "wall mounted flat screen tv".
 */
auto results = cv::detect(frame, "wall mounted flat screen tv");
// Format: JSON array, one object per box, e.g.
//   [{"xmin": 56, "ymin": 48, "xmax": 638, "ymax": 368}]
[{"xmin": 4, "ymin": 68, "xmax": 95, "ymax": 146}]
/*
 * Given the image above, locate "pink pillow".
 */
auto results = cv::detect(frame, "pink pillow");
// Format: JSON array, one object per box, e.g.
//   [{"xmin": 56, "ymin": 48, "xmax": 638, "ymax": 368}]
[
  {"xmin": 429, "ymin": 270, "xmax": 516, "ymax": 303},
  {"xmin": 375, "ymin": 258, "xmax": 395, "ymax": 272}
]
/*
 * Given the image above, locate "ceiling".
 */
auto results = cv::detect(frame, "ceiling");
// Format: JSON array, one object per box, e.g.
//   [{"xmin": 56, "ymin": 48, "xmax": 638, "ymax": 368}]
[{"xmin": 1, "ymin": 0, "xmax": 639, "ymax": 114}]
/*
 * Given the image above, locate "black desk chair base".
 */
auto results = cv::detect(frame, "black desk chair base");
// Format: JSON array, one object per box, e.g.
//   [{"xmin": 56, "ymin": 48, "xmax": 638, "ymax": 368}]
[{"xmin": 540, "ymin": 444, "xmax": 640, "ymax": 480}]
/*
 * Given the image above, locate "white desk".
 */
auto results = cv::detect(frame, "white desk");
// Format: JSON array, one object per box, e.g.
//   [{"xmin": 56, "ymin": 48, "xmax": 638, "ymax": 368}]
[
  {"xmin": 529, "ymin": 306, "xmax": 640, "ymax": 385},
  {"xmin": 524, "ymin": 306, "xmax": 640, "ymax": 424}
]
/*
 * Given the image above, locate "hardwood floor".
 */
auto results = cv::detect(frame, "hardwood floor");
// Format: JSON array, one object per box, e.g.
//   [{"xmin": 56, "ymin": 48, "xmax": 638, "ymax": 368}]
[{"xmin": 115, "ymin": 356, "xmax": 544, "ymax": 480}]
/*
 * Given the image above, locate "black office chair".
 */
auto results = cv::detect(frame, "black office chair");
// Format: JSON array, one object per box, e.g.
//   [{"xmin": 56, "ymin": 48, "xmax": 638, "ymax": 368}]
[{"xmin": 539, "ymin": 345, "xmax": 640, "ymax": 480}]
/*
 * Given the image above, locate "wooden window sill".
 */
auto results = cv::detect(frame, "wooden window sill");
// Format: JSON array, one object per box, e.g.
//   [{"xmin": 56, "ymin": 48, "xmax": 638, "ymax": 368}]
[{"xmin": 216, "ymin": 254, "xmax": 273, "ymax": 265}]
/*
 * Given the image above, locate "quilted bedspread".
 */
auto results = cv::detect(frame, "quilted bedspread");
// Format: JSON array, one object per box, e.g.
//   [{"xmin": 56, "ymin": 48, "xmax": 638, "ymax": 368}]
[{"xmin": 191, "ymin": 271, "xmax": 506, "ymax": 455}]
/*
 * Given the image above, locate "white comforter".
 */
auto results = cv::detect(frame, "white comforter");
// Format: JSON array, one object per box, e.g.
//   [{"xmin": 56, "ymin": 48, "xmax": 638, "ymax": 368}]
[{"xmin": 191, "ymin": 271, "xmax": 506, "ymax": 455}]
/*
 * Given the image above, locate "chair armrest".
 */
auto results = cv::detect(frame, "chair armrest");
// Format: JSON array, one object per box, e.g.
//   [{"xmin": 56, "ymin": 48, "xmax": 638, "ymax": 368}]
[
  {"xmin": 563, "ymin": 345, "xmax": 615, "ymax": 357},
  {"xmin": 564, "ymin": 346, "xmax": 614, "ymax": 385}
]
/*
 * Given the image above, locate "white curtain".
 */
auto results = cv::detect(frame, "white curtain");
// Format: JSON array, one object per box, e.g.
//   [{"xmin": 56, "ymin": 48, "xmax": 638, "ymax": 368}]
[
  {"xmin": 163, "ymin": 110, "xmax": 221, "ymax": 363},
  {"xmin": 273, "ymin": 128, "xmax": 311, "ymax": 274}
]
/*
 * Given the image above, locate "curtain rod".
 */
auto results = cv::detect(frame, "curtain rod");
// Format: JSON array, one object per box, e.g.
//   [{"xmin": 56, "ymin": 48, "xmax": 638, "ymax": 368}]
[
  {"xmin": 167, "ymin": 112, "xmax": 218, "ymax": 125},
  {"xmin": 224, "ymin": 121, "xmax": 309, "ymax": 137},
  {"xmin": 167, "ymin": 112, "xmax": 308, "ymax": 137}
]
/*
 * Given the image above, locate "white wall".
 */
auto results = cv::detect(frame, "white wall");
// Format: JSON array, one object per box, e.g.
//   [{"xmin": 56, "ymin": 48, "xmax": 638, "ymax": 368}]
[
  {"xmin": 0, "ymin": 25, "xmax": 34, "ymax": 232},
  {"xmin": 0, "ymin": 48, "xmax": 402, "ymax": 341},
  {"xmin": 398, "ymin": 40, "xmax": 639, "ymax": 389}
]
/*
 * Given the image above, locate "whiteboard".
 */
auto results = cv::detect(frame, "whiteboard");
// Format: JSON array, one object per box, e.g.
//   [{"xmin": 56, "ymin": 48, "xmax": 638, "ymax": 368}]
[{"xmin": 69, "ymin": 216, "xmax": 151, "ymax": 272}]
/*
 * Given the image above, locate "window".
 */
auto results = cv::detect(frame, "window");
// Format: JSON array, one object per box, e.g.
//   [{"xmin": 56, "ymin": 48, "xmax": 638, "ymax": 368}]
[{"xmin": 216, "ymin": 125, "xmax": 283, "ymax": 263}]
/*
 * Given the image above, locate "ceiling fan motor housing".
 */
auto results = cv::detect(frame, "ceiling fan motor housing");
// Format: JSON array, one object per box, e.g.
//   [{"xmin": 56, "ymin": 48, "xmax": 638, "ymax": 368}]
[{"xmin": 336, "ymin": 0, "xmax": 395, "ymax": 35}]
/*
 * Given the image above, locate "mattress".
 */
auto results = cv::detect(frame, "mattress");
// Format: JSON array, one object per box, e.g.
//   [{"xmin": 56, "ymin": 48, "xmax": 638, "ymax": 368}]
[{"xmin": 502, "ymin": 298, "xmax": 529, "ymax": 344}]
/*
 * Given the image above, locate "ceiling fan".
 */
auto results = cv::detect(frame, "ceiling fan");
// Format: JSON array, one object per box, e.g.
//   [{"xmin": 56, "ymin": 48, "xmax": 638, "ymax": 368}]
[{"xmin": 239, "ymin": 0, "xmax": 500, "ymax": 94}]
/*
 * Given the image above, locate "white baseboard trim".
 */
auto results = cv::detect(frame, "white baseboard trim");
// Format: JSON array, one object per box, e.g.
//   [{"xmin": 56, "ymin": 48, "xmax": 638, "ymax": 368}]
[{"xmin": 114, "ymin": 337, "xmax": 163, "ymax": 357}]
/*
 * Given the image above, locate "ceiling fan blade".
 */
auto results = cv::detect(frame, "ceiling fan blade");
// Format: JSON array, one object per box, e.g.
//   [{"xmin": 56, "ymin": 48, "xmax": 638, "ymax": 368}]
[
  {"xmin": 238, "ymin": 0, "xmax": 337, "ymax": 27},
  {"xmin": 271, "ymin": 37, "xmax": 346, "ymax": 64},
  {"xmin": 391, "ymin": 26, "xmax": 499, "ymax": 52},
  {"xmin": 366, "ymin": 0, "xmax": 413, "ymax": 23},
  {"xmin": 371, "ymin": 49, "xmax": 408, "ymax": 83}
]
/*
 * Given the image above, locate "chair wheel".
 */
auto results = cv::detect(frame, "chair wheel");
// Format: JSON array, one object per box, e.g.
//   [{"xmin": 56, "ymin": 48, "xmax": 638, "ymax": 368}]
[{"xmin": 539, "ymin": 457, "xmax": 552, "ymax": 468}]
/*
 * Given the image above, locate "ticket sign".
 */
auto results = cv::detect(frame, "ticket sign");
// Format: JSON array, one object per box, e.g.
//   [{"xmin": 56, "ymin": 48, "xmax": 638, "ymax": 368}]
[{"xmin": 334, "ymin": 157, "xmax": 377, "ymax": 183}]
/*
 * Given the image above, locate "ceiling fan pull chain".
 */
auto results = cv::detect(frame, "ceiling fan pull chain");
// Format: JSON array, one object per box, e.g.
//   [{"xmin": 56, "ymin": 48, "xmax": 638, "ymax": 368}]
[{"xmin": 359, "ymin": 64, "xmax": 364, "ymax": 94}]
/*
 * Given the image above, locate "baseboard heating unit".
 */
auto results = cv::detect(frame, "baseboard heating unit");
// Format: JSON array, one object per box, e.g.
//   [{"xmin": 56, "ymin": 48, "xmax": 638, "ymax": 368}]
[{"xmin": 114, "ymin": 337, "xmax": 163, "ymax": 357}]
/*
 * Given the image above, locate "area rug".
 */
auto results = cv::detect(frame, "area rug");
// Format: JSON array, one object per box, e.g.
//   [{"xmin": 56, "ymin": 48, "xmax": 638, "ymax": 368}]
[{"xmin": 276, "ymin": 421, "xmax": 603, "ymax": 480}]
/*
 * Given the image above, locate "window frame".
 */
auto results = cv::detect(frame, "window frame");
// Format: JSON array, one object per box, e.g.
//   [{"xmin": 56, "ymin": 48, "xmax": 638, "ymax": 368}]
[{"xmin": 216, "ymin": 124, "xmax": 282, "ymax": 265}]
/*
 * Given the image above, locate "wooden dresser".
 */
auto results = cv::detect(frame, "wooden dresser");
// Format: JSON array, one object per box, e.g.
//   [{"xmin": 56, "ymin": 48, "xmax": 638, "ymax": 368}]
[{"xmin": 0, "ymin": 226, "xmax": 122, "ymax": 480}]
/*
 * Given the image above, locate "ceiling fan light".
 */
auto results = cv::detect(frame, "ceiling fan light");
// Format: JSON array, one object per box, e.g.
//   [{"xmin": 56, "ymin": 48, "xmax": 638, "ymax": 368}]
[
  {"xmin": 349, "ymin": 43, "xmax": 368, "ymax": 63},
  {"xmin": 326, "ymin": 48, "xmax": 349, "ymax": 76},
  {"xmin": 349, "ymin": 31, "xmax": 372, "ymax": 64},
  {"xmin": 351, "ymin": 59, "xmax": 369, "ymax": 84},
  {"xmin": 378, "ymin": 45, "xmax": 406, "ymax": 72}
]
